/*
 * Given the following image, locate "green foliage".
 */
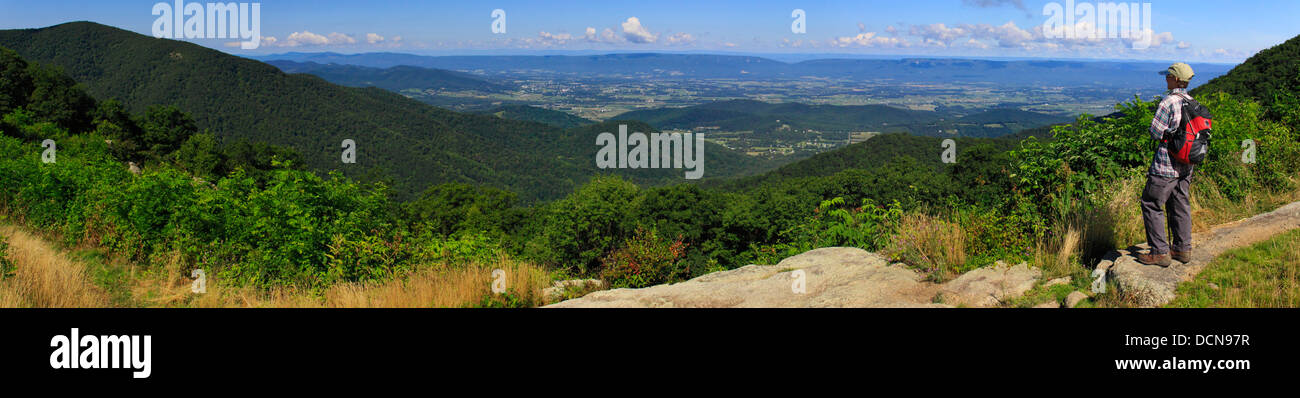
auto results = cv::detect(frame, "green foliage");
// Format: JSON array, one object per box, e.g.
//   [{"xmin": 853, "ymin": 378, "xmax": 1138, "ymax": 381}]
[
  {"xmin": 173, "ymin": 132, "xmax": 222, "ymax": 179},
  {"xmin": 761, "ymin": 197, "xmax": 903, "ymax": 261},
  {"xmin": 404, "ymin": 183, "xmax": 520, "ymax": 237},
  {"xmin": 0, "ymin": 231, "xmax": 13, "ymax": 280},
  {"xmin": 600, "ymin": 227, "xmax": 689, "ymax": 289},
  {"xmin": 529, "ymin": 175, "xmax": 639, "ymax": 275},
  {"xmin": 139, "ymin": 105, "xmax": 197, "ymax": 154}
]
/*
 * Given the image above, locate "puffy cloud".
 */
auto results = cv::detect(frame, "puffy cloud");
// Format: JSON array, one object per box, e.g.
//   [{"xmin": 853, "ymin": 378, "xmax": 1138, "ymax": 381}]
[
  {"xmin": 961, "ymin": 39, "xmax": 991, "ymax": 49},
  {"xmin": 910, "ymin": 23, "xmax": 969, "ymax": 43},
  {"xmin": 621, "ymin": 17, "xmax": 658, "ymax": 43},
  {"xmin": 1177, "ymin": 41, "xmax": 1190, "ymax": 49},
  {"xmin": 536, "ymin": 31, "xmax": 574, "ymax": 46},
  {"xmin": 831, "ymin": 31, "xmax": 909, "ymax": 48},
  {"xmin": 266, "ymin": 31, "xmax": 355, "ymax": 47},
  {"xmin": 366, "ymin": 33, "xmax": 384, "ymax": 44},
  {"xmin": 962, "ymin": 21, "xmax": 1035, "ymax": 48},
  {"xmin": 583, "ymin": 26, "xmax": 620, "ymax": 43},
  {"xmin": 665, "ymin": 32, "xmax": 695, "ymax": 45}
]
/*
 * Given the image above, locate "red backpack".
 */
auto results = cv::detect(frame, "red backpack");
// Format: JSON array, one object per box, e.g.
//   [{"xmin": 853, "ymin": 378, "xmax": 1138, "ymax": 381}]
[{"xmin": 1166, "ymin": 93, "xmax": 1212, "ymax": 165}]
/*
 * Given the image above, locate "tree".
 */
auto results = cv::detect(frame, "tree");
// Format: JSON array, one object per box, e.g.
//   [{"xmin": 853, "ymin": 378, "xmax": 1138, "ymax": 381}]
[
  {"xmin": 25, "ymin": 63, "xmax": 95, "ymax": 134},
  {"xmin": 0, "ymin": 47, "xmax": 33, "ymax": 115},
  {"xmin": 141, "ymin": 105, "xmax": 197, "ymax": 154},
  {"xmin": 174, "ymin": 132, "xmax": 223, "ymax": 179}
]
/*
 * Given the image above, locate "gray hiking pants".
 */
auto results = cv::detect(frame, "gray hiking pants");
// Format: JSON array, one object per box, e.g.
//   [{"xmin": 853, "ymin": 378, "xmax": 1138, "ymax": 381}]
[{"xmin": 1141, "ymin": 173, "xmax": 1193, "ymax": 255}]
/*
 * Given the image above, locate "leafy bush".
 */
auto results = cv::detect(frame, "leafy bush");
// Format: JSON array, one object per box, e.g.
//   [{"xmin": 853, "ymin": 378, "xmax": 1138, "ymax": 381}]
[
  {"xmin": 528, "ymin": 175, "xmax": 639, "ymax": 275},
  {"xmin": 0, "ymin": 231, "xmax": 13, "ymax": 280},
  {"xmin": 600, "ymin": 227, "xmax": 689, "ymax": 289}
]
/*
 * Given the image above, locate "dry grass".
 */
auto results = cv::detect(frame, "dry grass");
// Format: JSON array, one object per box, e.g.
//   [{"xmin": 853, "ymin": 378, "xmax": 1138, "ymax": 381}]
[
  {"xmin": 888, "ymin": 212, "xmax": 967, "ymax": 281},
  {"xmin": 1, "ymin": 223, "xmax": 558, "ymax": 308},
  {"xmin": 1190, "ymin": 176, "xmax": 1300, "ymax": 230},
  {"xmin": 179, "ymin": 256, "xmax": 553, "ymax": 308},
  {"xmin": 0, "ymin": 226, "xmax": 108, "ymax": 308},
  {"xmin": 319, "ymin": 257, "xmax": 551, "ymax": 308}
]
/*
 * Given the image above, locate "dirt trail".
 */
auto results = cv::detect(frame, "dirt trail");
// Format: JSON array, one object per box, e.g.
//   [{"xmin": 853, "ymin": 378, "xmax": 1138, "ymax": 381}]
[
  {"xmin": 0, "ymin": 226, "xmax": 110, "ymax": 308},
  {"xmin": 1100, "ymin": 200, "xmax": 1300, "ymax": 307}
]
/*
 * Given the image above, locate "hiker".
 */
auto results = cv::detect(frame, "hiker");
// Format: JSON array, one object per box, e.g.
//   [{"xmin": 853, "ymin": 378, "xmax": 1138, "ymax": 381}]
[{"xmin": 1137, "ymin": 62, "xmax": 1197, "ymax": 267}]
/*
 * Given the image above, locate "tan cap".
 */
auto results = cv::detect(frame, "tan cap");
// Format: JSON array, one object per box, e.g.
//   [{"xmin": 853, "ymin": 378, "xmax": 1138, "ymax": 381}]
[{"xmin": 1167, "ymin": 62, "xmax": 1195, "ymax": 82}]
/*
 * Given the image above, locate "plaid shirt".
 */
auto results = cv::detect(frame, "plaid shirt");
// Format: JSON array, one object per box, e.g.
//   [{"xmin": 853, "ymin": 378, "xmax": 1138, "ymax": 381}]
[{"xmin": 1148, "ymin": 88, "xmax": 1190, "ymax": 178}]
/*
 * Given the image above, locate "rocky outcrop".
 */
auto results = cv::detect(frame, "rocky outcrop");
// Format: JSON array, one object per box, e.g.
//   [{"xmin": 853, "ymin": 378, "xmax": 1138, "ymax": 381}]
[
  {"xmin": 1104, "ymin": 201, "xmax": 1300, "ymax": 307},
  {"xmin": 936, "ymin": 261, "xmax": 1041, "ymax": 307},
  {"xmin": 546, "ymin": 247, "xmax": 948, "ymax": 308},
  {"xmin": 547, "ymin": 248, "xmax": 1049, "ymax": 308}
]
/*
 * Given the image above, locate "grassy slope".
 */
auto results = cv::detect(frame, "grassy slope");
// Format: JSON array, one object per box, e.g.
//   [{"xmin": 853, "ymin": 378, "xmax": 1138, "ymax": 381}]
[{"xmin": 1167, "ymin": 228, "xmax": 1300, "ymax": 308}]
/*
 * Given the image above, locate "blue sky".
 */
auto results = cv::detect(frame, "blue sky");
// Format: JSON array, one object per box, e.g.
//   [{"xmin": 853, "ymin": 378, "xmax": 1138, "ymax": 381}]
[{"xmin": 2, "ymin": 0, "xmax": 1297, "ymax": 63}]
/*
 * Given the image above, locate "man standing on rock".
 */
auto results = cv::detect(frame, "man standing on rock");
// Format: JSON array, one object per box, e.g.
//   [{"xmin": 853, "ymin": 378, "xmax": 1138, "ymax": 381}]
[{"xmin": 1137, "ymin": 63, "xmax": 1197, "ymax": 267}]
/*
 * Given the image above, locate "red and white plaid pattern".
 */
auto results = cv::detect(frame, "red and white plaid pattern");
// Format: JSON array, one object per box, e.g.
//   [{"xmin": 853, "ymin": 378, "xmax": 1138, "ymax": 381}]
[{"xmin": 1148, "ymin": 88, "xmax": 1190, "ymax": 178}]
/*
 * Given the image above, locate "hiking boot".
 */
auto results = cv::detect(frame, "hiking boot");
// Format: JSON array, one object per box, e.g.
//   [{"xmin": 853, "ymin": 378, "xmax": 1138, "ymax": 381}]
[
  {"xmin": 1171, "ymin": 249, "xmax": 1191, "ymax": 263},
  {"xmin": 1137, "ymin": 252, "xmax": 1172, "ymax": 267}
]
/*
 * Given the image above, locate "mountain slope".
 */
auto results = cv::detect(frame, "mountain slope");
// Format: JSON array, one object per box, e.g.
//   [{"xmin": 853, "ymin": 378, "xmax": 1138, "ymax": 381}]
[
  {"xmin": 1192, "ymin": 34, "xmax": 1300, "ymax": 107},
  {"xmin": 0, "ymin": 22, "xmax": 769, "ymax": 200},
  {"xmin": 265, "ymin": 60, "xmax": 511, "ymax": 92},
  {"xmin": 474, "ymin": 104, "xmax": 595, "ymax": 129}
]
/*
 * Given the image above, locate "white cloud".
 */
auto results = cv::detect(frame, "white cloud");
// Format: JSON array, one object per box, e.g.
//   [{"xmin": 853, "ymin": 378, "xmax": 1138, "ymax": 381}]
[
  {"xmin": 962, "ymin": 21, "xmax": 1035, "ymax": 48},
  {"xmin": 910, "ymin": 23, "xmax": 969, "ymax": 43},
  {"xmin": 961, "ymin": 39, "xmax": 991, "ymax": 49},
  {"xmin": 831, "ymin": 31, "xmax": 909, "ymax": 48},
  {"xmin": 1177, "ymin": 41, "xmax": 1190, "ymax": 49},
  {"xmin": 536, "ymin": 31, "xmax": 574, "ymax": 46},
  {"xmin": 584, "ymin": 26, "xmax": 621, "ymax": 43},
  {"xmin": 621, "ymin": 17, "xmax": 658, "ymax": 43},
  {"xmin": 366, "ymin": 33, "xmax": 384, "ymax": 44},
  {"xmin": 327, "ymin": 32, "xmax": 357, "ymax": 45},
  {"xmin": 265, "ymin": 31, "xmax": 353, "ymax": 47},
  {"xmin": 665, "ymin": 32, "xmax": 695, "ymax": 45}
]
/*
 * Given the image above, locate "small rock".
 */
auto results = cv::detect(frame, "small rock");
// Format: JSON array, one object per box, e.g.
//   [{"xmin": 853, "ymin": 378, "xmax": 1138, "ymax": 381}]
[
  {"xmin": 937, "ymin": 261, "xmax": 1041, "ymax": 308},
  {"xmin": 542, "ymin": 279, "xmax": 604, "ymax": 302},
  {"xmin": 1065, "ymin": 291, "xmax": 1089, "ymax": 308},
  {"xmin": 1034, "ymin": 301, "xmax": 1060, "ymax": 308},
  {"xmin": 1042, "ymin": 276, "xmax": 1072, "ymax": 288},
  {"xmin": 1208, "ymin": 282, "xmax": 1220, "ymax": 290}
]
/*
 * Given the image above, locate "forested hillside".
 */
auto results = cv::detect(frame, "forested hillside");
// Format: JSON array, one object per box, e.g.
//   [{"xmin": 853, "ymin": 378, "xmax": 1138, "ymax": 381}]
[
  {"xmin": 0, "ymin": 22, "xmax": 771, "ymax": 201},
  {"xmin": 474, "ymin": 104, "xmax": 596, "ymax": 129},
  {"xmin": 266, "ymin": 60, "xmax": 512, "ymax": 93},
  {"xmin": 1193, "ymin": 34, "xmax": 1300, "ymax": 109}
]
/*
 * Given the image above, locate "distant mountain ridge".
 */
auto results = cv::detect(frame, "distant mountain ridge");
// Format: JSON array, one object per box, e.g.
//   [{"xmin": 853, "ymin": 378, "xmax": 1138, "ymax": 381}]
[
  {"xmin": 258, "ymin": 52, "xmax": 1234, "ymax": 87},
  {"xmin": 266, "ymin": 60, "xmax": 512, "ymax": 93}
]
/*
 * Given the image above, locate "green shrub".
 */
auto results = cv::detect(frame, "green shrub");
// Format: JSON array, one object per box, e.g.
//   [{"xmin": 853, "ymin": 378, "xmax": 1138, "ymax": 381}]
[{"xmin": 599, "ymin": 227, "xmax": 689, "ymax": 289}]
